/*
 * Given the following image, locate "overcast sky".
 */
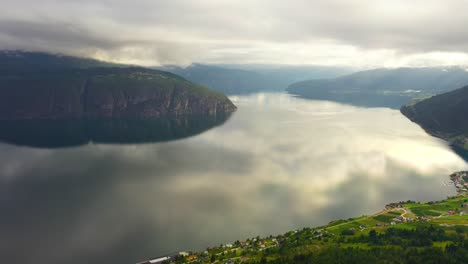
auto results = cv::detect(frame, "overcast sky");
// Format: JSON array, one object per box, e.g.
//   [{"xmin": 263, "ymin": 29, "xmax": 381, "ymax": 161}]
[{"xmin": 1, "ymin": 0, "xmax": 468, "ymax": 67}]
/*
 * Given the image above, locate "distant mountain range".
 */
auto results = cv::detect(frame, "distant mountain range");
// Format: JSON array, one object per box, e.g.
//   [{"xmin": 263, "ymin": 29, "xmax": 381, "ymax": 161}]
[
  {"xmin": 401, "ymin": 85, "xmax": 468, "ymax": 150},
  {"xmin": 160, "ymin": 64, "xmax": 353, "ymax": 94},
  {"xmin": 288, "ymin": 67, "xmax": 468, "ymax": 109},
  {"xmin": 0, "ymin": 51, "xmax": 236, "ymax": 120}
]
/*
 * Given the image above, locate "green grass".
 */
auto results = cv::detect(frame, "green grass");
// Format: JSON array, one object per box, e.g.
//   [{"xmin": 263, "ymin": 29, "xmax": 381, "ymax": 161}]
[
  {"xmin": 406, "ymin": 201, "xmax": 461, "ymax": 217},
  {"xmin": 404, "ymin": 203, "xmax": 423, "ymax": 208},
  {"xmin": 411, "ymin": 208, "xmax": 443, "ymax": 216},
  {"xmin": 433, "ymin": 241, "xmax": 452, "ymax": 248},
  {"xmin": 373, "ymin": 214, "xmax": 397, "ymax": 223},
  {"xmin": 387, "ymin": 211, "xmax": 403, "ymax": 216},
  {"xmin": 432, "ymin": 215, "xmax": 468, "ymax": 225}
]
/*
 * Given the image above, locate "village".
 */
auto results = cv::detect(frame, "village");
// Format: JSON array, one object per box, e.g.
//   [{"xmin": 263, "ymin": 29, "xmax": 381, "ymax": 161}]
[
  {"xmin": 450, "ymin": 171, "xmax": 468, "ymax": 195},
  {"xmin": 137, "ymin": 235, "xmax": 283, "ymax": 264}
]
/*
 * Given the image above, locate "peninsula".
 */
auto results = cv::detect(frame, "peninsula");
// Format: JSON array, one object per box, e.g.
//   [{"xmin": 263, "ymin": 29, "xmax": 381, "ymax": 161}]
[{"xmin": 0, "ymin": 51, "xmax": 236, "ymax": 120}]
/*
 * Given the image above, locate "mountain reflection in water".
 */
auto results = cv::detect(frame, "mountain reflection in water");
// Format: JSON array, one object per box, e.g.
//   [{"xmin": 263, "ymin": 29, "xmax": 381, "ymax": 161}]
[{"xmin": 0, "ymin": 114, "xmax": 232, "ymax": 148}]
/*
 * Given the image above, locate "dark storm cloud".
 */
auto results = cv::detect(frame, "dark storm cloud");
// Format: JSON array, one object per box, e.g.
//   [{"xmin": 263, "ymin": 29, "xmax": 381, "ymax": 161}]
[{"xmin": 1, "ymin": 0, "xmax": 468, "ymax": 65}]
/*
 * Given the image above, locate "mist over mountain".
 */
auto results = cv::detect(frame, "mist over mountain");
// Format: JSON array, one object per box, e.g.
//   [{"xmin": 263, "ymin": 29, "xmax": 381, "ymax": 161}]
[
  {"xmin": 160, "ymin": 64, "xmax": 353, "ymax": 94},
  {"xmin": 287, "ymin": 67, "xmax": 468, "ymax": 108}
]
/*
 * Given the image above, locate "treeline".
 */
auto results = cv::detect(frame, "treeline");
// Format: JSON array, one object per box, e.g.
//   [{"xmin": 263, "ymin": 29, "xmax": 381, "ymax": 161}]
[
  {"xmin": 267, "ymin": 246, "xmax": 468, "ymax": 264},
  {"xmin": 349, "ymin": 225, "xmax": 448, "ymax": 247},
  {"xmin": 255, "ymin": 225, "xmax": 468, "ymax": 264}
]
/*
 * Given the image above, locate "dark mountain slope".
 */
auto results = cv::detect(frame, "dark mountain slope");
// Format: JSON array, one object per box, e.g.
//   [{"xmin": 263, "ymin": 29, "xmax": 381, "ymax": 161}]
[
  {"xmin": 401, "ymin": 85, "xmax": 468, "ymax": 149},
  {"xmin": 0, "ymin": 52, "xmax": 236, "ymax": 120}
]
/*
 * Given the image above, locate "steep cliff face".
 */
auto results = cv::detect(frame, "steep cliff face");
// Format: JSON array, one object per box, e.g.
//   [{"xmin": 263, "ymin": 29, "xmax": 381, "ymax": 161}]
[
  {"xmin": 0, "ymin": 67, "xmax": 236, "ymax": 120},
  {"xmin": 401, "ymin": 85, "xmax": 468, "ymax": 150}
]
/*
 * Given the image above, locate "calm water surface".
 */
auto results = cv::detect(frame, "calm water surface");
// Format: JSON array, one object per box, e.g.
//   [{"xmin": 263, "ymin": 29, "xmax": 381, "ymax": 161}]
[{"xmin": 0, "ymin": 93, "xmax": 466, "ymax": 263}]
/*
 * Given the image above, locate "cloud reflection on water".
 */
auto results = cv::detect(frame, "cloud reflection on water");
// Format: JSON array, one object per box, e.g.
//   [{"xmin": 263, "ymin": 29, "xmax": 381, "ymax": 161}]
[{"xmin": 0, "ymin": 93, "xmax": 466, "ymax": 264}]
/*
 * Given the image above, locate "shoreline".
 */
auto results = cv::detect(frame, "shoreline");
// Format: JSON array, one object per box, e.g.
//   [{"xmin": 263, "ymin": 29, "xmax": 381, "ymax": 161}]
[{"xmin": 138, "ymin": 171, "xmax": 468, "ymax": 264}]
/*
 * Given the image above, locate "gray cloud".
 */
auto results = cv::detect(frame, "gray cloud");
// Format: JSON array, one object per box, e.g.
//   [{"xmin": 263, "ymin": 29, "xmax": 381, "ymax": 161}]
[
  {"xmin": 0, "ymin": 19, "xmax": 116, "ymax": 50},
  {"xmin": 1, "ymin": 0, "xmax": 468, "ymax": 66}
]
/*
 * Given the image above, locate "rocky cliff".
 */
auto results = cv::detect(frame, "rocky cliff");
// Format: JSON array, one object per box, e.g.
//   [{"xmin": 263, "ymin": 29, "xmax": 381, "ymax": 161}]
[{"xmin": 0, "ymin": 67, "xmax": 236, "ymax": 120}]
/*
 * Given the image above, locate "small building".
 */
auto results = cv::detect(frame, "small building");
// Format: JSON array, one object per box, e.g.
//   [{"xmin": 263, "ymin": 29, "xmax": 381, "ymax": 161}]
[{"xmin": 136, "ymin": 256, "xmax": 171, "ymax": 264}]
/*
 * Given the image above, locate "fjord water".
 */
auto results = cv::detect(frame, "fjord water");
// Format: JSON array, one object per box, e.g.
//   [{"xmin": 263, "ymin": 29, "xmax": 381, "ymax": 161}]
[{"xmin": 0, "ymin": 93, "xmax": 466, "ymax": 264}]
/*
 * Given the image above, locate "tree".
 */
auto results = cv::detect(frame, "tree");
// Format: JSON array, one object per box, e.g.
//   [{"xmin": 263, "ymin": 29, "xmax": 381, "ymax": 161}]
[{"xmin": 369, "ymin": 230, "xmax": 378, "ymax": 244}]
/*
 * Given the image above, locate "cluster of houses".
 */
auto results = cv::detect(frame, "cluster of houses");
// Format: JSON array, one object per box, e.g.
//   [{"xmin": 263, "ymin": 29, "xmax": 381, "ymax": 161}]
[
  {"xmin": 136, "ymin": 251, "xmax": 201, "ymax": 264},
  {"xmin": 384, "ymin": 200, "xmax": 417, "ymax": 210},
  {"xmin": 136, "ymin": 255, "xmax": 173, "ymax": 264},
  {"xmin": 450, "ymin": 171, "xmax": 468, "ymax": 195},
  {"xmin": 394, "ymin": 215, "xmax": 413, "ymax": 223},
  {"xmin": 141, "ymin": 236, "xmax": 281, "ymax": 264}
]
